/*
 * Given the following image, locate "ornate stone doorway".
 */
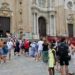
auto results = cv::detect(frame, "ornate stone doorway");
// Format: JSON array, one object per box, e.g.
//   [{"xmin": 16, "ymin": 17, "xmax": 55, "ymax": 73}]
[
  {"xmin": 38, "ymin": 17, "xmax": 46, "ymax": 37},
  {"xmin": 0, "ymin": 1, "xmax": 12, "ymax": 37},
  {"xmin": 0, "ymin": 16, "xmax": 10, "ymax": 37}
]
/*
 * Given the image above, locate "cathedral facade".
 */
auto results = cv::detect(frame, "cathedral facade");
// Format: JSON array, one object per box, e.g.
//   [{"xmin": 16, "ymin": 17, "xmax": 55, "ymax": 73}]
[{"xmin": 0, "ymin": 0, "xmax": 75, "ymax": 38}]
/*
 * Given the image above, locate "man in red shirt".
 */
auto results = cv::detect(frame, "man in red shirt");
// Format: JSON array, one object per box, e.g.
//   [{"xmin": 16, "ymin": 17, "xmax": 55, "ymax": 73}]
[{"xmin": 24, "ymin": 39, "xmax": 30, "ymax": 56}]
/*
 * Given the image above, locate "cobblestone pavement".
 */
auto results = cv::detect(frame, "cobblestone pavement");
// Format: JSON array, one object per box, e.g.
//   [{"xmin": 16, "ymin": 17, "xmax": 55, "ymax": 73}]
[{"xmin": 0, "ymin": 54, "xmax": 60, "ymax": 75}]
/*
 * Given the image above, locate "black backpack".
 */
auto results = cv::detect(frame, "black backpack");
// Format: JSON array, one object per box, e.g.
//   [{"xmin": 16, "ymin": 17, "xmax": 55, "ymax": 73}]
[{"xmin": 58, "ymin": 42, "xmax": 68, "ymax": 57}]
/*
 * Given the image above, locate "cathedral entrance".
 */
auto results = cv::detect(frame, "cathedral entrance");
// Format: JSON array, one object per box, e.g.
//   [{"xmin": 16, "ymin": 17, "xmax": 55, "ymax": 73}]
[
  {"xmin": 38, "ymin": 17, "xmax": 46, "ymax": 37},
  {"xmin": 68, "ymin": 24, "xmax": 73, "ymax": 37},
  {"xmin": 0, "ymin": 16, "xmax": 10, "ymax": 37}
]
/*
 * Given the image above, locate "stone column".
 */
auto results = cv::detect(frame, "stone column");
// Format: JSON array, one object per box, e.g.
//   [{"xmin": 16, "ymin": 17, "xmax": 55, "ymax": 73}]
[
  {"xmin": 50, "ymin": 15, "xmax": 55, "ymax": 36},
  {"xmin": 74, "ymin": 23, "xmax": 75, "ymax": 37},
  {"xmin": 54, "ymin": 16, "xmax": 56, "ymax": 36},
  {"xmin": 36, "ymin": 13, "xmax": 39, "ymax": 39},
  {"xmin": 74, "ymin": 15, "xmax": 75, "ymax": 37},
  {"xmin": 36, "ymin": 13, "xmax": 39, "ymax": 34},
  {"xmin": 50, "ymin": 15, "xmax": 52, "ymax": 36},
  {"xmin": 10, "ymin": 12, "xmax": 15, "ymax": 33},
  {"xmin": 47, "ymin": 0, "xmax": 50, "ymax": 8},
  {"xmin": 47, "ymin": 14, "xmax": 50, "ymax": 35},
  {"xmin": 33, "ymin": 13, "xmax": 36, "ymax": 34}
]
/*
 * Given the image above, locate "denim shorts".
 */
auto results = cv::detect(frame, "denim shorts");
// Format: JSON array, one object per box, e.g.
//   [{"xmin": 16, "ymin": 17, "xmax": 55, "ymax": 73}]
[{"xmin": 0, "ymin": 48, "xmax": 3, "ymax": 55}]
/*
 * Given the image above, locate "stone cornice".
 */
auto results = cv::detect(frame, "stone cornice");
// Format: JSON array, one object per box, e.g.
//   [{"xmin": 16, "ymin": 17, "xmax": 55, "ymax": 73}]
[{"xmin": 31, "ymin": 5, "xmax": 56, "ymax": 13}]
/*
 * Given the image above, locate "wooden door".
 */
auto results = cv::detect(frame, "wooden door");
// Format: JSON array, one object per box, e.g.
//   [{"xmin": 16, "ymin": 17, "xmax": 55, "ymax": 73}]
[
  {"xmin": 38, "ymin": 17, "xmax": 46, "ymax": 37},
  {"xmin": 0, "ymin": 16, "xmax": 10, "ymax": 37},
  {"xmin": 68, "ymin": 24, "xmax": 73, "ymax": 37}
]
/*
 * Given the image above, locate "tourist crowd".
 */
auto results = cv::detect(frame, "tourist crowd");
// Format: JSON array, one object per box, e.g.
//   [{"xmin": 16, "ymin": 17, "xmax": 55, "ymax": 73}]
[{"xmin": 0, "ymin": 36, "xmax": 75, "ymax": 75}]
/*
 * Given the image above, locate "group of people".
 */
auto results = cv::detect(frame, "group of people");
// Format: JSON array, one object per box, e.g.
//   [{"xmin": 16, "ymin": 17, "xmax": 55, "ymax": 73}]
[
  {"xmin": 30, "ymin": 37, "xmax": 75, "ymax": 75},
  {"xmin": 0, "ymin": 38, "xmax": 41, "ymax": 63},
  {"xmin": 45, "ymin": 37, "xmax": 75, "ymax": 75},
  {"xmin": 0, "ymin": 39, "xmax": 14, "ymax": 63},
  {"xmin": 0, "ymin": 36, "xmax": 75, "ymax": 75}
]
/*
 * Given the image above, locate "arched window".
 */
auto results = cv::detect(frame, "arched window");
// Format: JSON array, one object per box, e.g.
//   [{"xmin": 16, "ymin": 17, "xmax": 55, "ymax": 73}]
[
  {"xmin": 50, "ymin": 0, "xmax": 55, "ymax": 7},
  {"xmin": 38, "ymin": 0, "xmax": 46, "ymax": 8}
]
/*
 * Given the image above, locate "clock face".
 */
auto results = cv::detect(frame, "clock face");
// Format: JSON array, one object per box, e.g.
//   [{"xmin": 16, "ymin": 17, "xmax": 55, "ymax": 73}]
[{"xmin": 67, "ymin": 1, "xmax": 73, "ymax": 9}]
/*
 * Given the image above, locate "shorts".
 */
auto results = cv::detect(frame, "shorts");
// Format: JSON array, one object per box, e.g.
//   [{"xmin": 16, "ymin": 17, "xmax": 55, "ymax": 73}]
[
  {"xmin": 2, "ymin": 53, "xmax": 7, "ymax": 56},
  {"xmin": 0, "ymin": 48, "xmax": 3, "ymax": 55},
  {"xmin": 42, "ymin": 51, "xmax": 48, "ymax": 63},
  {"xmin": 25, "ymin": 48, "xmax": 29, "ymax": 52},
  {"xmin": 59, "ymin": 57, "xmax": 69, "ymax": 66},
  {"xmin": 38, "ymin": 50, "xmax": 42, "ymax": 55},
  {"xmin": 21, "ymin": 45, "xmax": 24, "ymax": 49},
  {"xmin": 8, "ymin": 49, "xmax": 12, "ymax": 53}
]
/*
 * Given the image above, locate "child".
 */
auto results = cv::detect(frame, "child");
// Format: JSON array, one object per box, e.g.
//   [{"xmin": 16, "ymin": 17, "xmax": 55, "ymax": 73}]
[{"xmin": 48, "ymin": 43, "xmax": 56, "ymax": 75}]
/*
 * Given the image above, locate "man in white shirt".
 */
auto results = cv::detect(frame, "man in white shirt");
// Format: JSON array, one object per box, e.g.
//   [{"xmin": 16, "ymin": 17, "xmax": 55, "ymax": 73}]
[
  {"xmin": 37, "ymin": 39, "xmax": 43, "ymax": 61},
  {"xmin": 7, "ymin": 40, "xmax": 13, "ymax": 60}
]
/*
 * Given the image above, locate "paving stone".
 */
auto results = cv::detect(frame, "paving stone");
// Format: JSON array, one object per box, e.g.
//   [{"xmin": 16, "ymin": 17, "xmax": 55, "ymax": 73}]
[{"xmin": 0, "ymin": 55, "xmax": 60, "ymax": 75}]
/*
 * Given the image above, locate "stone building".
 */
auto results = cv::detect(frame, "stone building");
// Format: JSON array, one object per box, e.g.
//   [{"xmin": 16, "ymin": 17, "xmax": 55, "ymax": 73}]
[{"xmin": 0, "ymin": 0, "xmax": 75, "ymax": 38}]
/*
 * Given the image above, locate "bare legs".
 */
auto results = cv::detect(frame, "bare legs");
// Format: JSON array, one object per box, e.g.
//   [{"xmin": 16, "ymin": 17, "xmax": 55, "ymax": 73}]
[
  {"xmin": 48, "ymin": 68, "xmax": 55, "ymax": 75},
  {"xmin": 60, "ymin": 65, "xmax": 68, "ymax": 75}
]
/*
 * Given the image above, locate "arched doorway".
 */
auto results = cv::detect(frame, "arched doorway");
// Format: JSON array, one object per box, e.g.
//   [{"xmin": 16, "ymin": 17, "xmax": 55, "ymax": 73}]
[{"xmin": 38, "ymin": 17, "xmax": 46, "ymax": 37}]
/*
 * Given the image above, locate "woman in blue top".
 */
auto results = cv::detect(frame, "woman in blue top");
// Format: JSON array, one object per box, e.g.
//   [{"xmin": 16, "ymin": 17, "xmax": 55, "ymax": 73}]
[{"xmin": 2, "ymin": 41, "xmax": 8, "ymax": 63}]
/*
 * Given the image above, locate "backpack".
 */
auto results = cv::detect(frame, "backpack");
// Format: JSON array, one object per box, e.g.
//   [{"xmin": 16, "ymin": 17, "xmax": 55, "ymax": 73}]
[{"xmin": 58, "ymin": 42, "xmax": 68, "ymax": 57}]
